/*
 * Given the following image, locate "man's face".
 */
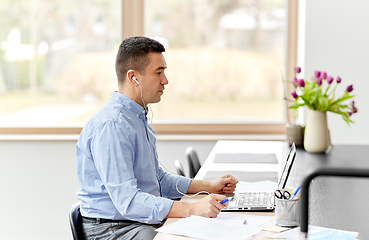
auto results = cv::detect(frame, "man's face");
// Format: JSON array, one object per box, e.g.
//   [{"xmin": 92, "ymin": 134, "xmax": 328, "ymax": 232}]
[{"xmin": 139, "ymin": 52, "xmax": 168, "ymax": 105}]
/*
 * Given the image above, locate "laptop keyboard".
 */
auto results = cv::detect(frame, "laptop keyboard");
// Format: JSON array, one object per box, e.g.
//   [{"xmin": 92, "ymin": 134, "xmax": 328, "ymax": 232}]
[
  {"xmin": 222, "ymin": 191, "xmax": 274, "ymax": 211},
  {"xmin": 237, "ymin": 192, "xmax": 269, "ymax": 207}
]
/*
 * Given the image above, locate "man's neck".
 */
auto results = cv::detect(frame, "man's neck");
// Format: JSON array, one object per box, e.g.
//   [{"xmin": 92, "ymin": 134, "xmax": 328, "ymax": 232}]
[{"xmin": 117, "ymin": 86, "xmax": 144, "ymax": 107}]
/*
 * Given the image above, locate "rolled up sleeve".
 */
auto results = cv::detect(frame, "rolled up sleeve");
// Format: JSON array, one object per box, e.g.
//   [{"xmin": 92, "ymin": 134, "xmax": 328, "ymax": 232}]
[{"xmin": 157, "ymin": 167, "xmax": 191, "ymax": 199}]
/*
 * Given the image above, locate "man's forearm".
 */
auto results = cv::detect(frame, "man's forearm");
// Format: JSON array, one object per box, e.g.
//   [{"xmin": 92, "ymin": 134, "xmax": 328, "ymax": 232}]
[
  {"xmin": 166, "ymin": 201, "xmax": 191, "ymax": 218},
  {"xmin": 187, "ymin": 179, "xmax": 213, "ymax": 193},
  {"xmin": 165, "ymin": 180, "xmax": 212, "ymax": 219},
  {"xmin": 167, "ymin": 179, "xmax": 211, "ymax": 218}
]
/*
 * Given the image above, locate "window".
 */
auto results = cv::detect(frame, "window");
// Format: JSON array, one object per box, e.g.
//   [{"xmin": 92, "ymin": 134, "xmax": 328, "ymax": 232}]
[
  {"xmin": 0, "ymin": 0, "xmax": 297, "ymax": 135},
  {"xmin": 145, "ymin": 0, "xmax": 286, "ymax": 122},
  {"xmin": 0, "ymin": 0, "xmax": 121, "ymax": 126}
]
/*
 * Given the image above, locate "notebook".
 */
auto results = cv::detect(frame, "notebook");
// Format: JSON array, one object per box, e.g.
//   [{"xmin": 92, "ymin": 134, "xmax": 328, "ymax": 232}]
[{"xmin": 222, "ymin": 143, "xmax": 296, "ymax": 212}]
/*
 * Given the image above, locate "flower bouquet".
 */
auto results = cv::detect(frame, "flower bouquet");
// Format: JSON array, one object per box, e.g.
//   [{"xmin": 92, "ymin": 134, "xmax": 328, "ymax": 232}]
[{"xmin": 289, "ymin": 67, "xmax": 357, "ymax": 125}]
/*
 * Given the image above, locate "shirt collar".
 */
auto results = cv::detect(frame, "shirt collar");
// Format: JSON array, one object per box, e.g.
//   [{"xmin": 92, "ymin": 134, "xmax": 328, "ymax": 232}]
[{"xmin": 111, "ymin": 91, "xmax": 148, "ymax": 118}]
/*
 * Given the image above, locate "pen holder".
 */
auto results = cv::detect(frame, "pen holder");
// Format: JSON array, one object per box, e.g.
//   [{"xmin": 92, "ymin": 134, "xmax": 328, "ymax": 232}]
[{"xmin": 275, "ymin": 197, "xmax": 300, "ymax": 227}]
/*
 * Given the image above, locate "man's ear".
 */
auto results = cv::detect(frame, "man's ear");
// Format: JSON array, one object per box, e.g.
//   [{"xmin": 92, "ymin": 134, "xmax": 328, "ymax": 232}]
[{"xmin": 126, "ymin": 69, "xmax": 137, "ymax": 85}]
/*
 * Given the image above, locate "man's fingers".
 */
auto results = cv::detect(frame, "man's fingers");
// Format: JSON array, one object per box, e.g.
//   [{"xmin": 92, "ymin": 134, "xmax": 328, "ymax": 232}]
[
  {"xmin": 225, "ymin": 183, "xmax": 236, "ymax": 188},
  {"xmin": 221, "ymin": 175, "xmax": 238, "ymax": 185},
  {"xmin": 209, "ymin": 194, "xmax": 226, "ymax": 211}
]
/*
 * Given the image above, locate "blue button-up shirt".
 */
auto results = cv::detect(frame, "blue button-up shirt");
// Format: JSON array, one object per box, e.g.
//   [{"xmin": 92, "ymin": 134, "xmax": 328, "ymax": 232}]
[{"xmin": 76, "ymin": 92, "xmax": 191, "ymax": 224}]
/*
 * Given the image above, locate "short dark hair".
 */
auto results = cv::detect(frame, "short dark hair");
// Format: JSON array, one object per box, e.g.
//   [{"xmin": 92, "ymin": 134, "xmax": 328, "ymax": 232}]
[{"xmin": 115, "ymin": 36, "xmax": 165, "ymax": 82}]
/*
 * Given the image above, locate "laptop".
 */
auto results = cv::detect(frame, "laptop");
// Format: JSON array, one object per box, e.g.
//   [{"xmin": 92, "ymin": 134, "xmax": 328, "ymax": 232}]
[{"xmin": 222, "ymin": 143, "xmax": 296, "ymax": 212}]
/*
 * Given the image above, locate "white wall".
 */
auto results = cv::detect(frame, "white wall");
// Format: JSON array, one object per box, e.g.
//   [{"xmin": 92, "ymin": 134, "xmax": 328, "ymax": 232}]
[
  {"xmin": 298, "ymin": 0, "xmax": 369, "ymax": 144},
  {"xmin": 0, "ymin": 139, "xmax": 215, "ymax": 240},
  {"xmin": 0, "ymin": 141, "xmax": 79, "ymax": 240}
]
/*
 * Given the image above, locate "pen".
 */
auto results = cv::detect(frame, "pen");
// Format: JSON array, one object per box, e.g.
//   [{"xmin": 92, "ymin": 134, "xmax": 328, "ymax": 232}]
[
  {"xmin": 290, "ymin": 186, "xmax": 301, "ymax": 200},
  {"xmin": 277, "ymin": 188, "xmax": 302, "ymax": 221},
  {"xmin": 220, "ymin": 198, "xmax": 229, "ymax": 204}
]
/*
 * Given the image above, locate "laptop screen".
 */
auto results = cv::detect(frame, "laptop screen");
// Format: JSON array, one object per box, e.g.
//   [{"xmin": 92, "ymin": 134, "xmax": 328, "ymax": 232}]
[{"xmin": 277, "ymin": 143, "xmax": 296, "ymax": 189}]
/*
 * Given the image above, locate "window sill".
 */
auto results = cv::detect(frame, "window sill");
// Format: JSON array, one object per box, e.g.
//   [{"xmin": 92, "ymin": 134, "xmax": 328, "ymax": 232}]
[
  {"xmin": 0, "ymin": 122, "xmax": 286, "ymax": 135},
  {"xmin": 0, "ymin": 134, "xmax": 81, "ymax": 141},
  {"xmin": 0, "ymin": 122, "xmax": 286, "ymax": 141}
]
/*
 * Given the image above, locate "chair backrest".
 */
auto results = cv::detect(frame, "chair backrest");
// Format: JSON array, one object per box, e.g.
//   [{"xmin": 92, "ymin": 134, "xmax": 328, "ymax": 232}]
[
  {"xmin": 186, "ymin": 146, "xmax": 201, "ymax": 178},
  {"xmin": 174, "ymin": 159, "xmax": 186, "ymax": 177},
  {"xmin": 69, "ymin": 202, "xmax": 86, "ymax": 240},
  {"xmin": 300, "ymin": 167, "xmax": 369, "ymax": 238}
]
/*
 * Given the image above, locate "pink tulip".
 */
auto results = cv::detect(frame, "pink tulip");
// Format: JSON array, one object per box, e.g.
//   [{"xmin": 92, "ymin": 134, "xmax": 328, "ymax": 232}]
[
  {"xmin": 292, "ymin": 77, "xmax": 298, "ymax": 87},
  {"xmin": 291, "ymin": 91, "xmax": 298, "ymax": 99},
  {"xmin": 298, "ymin": 79, "xmax": 305, "ymax": 87},
  {"xmin": 346, "ymin": 85, "xmax": 353, "ymax": 92},
  {"xmin": 327, "ymin": 76, "xmax": 334, "ymax": 84},
  {"xmin": 321, "ymin": 72, "xmax": 327, "ymax": 79},
  {"xmin": 336, "ymin": 76, "xmax": 342, "ymax": 83},
  {"xmin": 316, "ymin": 77, "xmax": 322, "ymax": 86},
  {"xmin": 315, "ymin": 71, "xmax": 321, "ymax": 78}
]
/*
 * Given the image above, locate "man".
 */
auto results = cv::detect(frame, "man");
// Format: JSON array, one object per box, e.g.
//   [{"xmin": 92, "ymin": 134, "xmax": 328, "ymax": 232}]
[{"xmin": 76, "ymin": 36, "xmax": 238, "ymax": 240}]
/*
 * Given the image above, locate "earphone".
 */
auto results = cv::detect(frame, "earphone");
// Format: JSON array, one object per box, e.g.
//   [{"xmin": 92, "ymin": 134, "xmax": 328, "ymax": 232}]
[
  {"xmin": 133, "ymin": 76, "xmax": 147, "ymax": 113},
  {"xmin": 132, "ymin": 76, "xmax": 140, "ymax": 85}
]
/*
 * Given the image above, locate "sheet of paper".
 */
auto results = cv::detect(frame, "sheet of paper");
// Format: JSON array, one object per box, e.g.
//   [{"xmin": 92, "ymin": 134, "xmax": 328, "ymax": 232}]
[
  {"xmin": 261, "ymin": 218, "xmax": 291, "ymax": 233},
  {"xmin": 267, "ymin": 225, "xmax": 359, "ymax": 240},
  {"xmin": 157, "ymin": 212, "xmax": 274, "ymax": 240},
  {"xmin": 215, "ymin": 212, "xmax": 275, "ymax": 227}
]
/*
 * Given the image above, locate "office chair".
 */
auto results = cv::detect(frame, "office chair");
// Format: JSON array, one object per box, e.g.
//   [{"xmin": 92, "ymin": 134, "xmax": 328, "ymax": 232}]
[
  {"xmin": 186, "ymin": 146, "xmax": 201, "ymax": 178},
  {"xmin": 174, "ymin": 159, "xmax": 186, "ymax": 177},
  {"xmin": 69, "ymin": 202, "xmax": 86, "ymax": 240},
  {"xmin": 300, "ymin": 167, "xmax": 369, "ymax": 239}
]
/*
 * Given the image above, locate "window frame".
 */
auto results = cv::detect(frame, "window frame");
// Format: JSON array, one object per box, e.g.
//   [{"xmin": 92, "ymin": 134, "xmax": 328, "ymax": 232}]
[{"xmin": 0, "ymin": 0, "xmax": 297, "ymax": 137}]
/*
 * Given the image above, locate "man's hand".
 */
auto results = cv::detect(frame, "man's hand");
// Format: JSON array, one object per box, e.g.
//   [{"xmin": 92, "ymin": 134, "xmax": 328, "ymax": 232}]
[
  {"xmin": 187, "ymin": 174, "xmax": 238, "ymax": 194},
  {"xmin": 189, "ymin": 194, "xmax": 228, "ymax": 218},
  {"xmin": 210, "ymin": 174, "xmax": 238, "ymax": 194},
  {"xmin": 168, "ymin": 175, "xmax": 237, "ymax": 219}
]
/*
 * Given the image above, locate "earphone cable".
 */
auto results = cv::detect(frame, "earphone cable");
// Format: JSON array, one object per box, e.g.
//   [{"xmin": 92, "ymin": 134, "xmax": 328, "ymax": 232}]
[{"xmin": 138, "ymin": 84, "xmax": 209, "ymax": 198}]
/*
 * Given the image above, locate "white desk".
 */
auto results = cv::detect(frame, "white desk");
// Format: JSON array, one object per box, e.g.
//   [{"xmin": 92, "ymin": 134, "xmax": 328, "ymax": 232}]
[
  {"xmin": 154, "ymin": 140, "xmax": 288, "ymax": 240},
  {"xmin": 195, "ymin": 140, "xmax": 285, "ymax": 180},
  {"xmin": 155, "ymin": 141, "xmax": 369, "ymax": 239}
]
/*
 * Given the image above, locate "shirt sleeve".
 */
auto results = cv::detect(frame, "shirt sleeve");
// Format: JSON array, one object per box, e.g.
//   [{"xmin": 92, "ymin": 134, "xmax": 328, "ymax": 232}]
[
  {"xmin": 157, "ymin": 166, "xmax": 191, "ymax": 199},
  {"xmin": 91, "ymin": 121, "xmax": 174, "ymax": 224}
]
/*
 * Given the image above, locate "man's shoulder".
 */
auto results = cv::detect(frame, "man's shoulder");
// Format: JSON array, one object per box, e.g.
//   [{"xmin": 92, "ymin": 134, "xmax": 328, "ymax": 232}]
[
  {"xmin": 89, "ymin": 102, "xmax": 120, "ymax": 126},
  {"xmin": 83, "ymin": 100, "xmax": 137, "ymax": 135}
]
